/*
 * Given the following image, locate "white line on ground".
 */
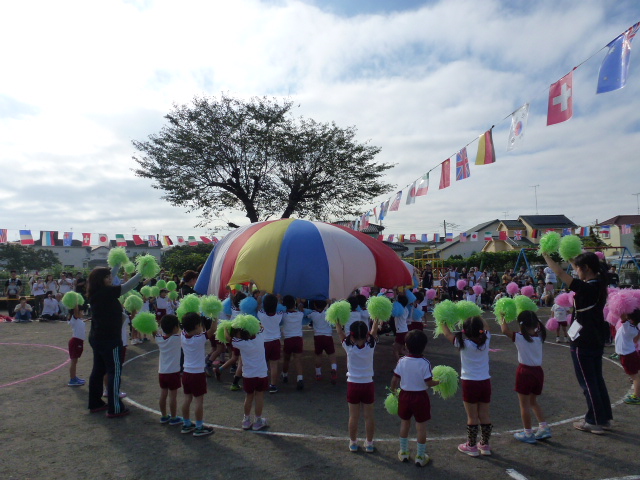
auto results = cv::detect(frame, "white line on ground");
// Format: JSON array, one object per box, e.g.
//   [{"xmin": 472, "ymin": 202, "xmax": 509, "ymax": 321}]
[{"xmin": 506, "ymin": 469, "xmax": 529, "ymax": 480}]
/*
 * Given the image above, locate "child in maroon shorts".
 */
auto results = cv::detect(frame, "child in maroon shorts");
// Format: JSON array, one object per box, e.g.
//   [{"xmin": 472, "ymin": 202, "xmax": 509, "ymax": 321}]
[
  {"xmin": 67, "ymin": 303, "xmax": 87, "ymax": 387},
  {"xmin": 615, "ymin": 309, "xmax": 640, "ymax": 405},
  {"xmin": 501, "ymin": 311, "xmax": 551, "ymax": 443},
  {"xmin": 281, "ymin": 295, "xmax": 305, "ymax": 390},
  {"xmin": 156, "ymin": 314, "xmax": 183, "ymax": 426},
  {"xmin": 390, "ymin": 330, "xmax": 439, "ymax": 467}
]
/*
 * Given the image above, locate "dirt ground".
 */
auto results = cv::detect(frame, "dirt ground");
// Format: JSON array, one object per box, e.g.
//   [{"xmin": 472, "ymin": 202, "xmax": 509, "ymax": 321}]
[{"xmin": 1, "ymin": 308, "xmax": 639, "ymax": 480}]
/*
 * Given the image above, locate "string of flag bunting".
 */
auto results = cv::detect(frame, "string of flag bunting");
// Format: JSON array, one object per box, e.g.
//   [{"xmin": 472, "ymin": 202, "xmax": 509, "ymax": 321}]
[{"xmin": 349, "ymin": 21, "xmax": 640, "ymax": 233}]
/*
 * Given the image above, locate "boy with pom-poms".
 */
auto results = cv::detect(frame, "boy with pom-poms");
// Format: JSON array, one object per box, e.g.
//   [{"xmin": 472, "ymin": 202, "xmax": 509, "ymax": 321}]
[{"xmin": 155, "ymin": 314, "xmax": 184, "ymax": 426}]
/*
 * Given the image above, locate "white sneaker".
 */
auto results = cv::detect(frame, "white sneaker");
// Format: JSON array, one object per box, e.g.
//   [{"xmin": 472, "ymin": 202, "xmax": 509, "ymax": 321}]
[
  {"xmin": 252, "ymin": 417, "xmax": 268, "ymax": 431},
  {"xmin": 415, "ymin": 453, "xmax": 430, "ymax": 467},
  {"xmin": 241, "ymin": 415, "xmax": 253, "ymax": 430},
  {"xmin": 556, "ymin": 337, "xmax": 561, "ymax": 342}
]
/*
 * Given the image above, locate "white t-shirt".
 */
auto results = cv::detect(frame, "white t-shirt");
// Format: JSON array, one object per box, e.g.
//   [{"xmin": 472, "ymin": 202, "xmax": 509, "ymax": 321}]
[
  {"xmin": 45, "ymin": 281, "xmax": 58, "ymax": 293},
  {"xmin": 281, "ymin": 311, "xmax": 304, "ymax": 338},
  {"xmin": 359, "ymin": 309, "xmax": 370, "ymax": 326},
  {"xmin": 121, "ymin": 312, "xmax": 130, "ymax": 346},
  {"xmin": 156, "ymin": 296, "xmax": 175, "ymax": 314},
  {"xmin": 394, "ymin": 308, "xmax": 409, "ymax": 334},
  {"xmin": 393, "ymin": 355, "xmax": 433, "ymax": 391},
  {"xmin": 156, "ymin": 333, "xmax": 182, "ymax": 374},
  {"xmin": 58, "ymin": 278, "xmax": 73, "ymax": 294},
  {"xmin": 615, "ymin": 322, "xmax": 639, "ymax": 356},
  {"xmin": 344, "ymin": 311, "xmax": 363, "ymax": 334},
  {"xmin": 342, "ymin": 336, "xmax": 377, "ymax": 383},
  {"xmin": 454, "ymin": 332, "xmax": 491, "ymax": 380},
  {"xmin": 31, "ymin": 281, "xmax": 46, "ymax": 296},
  {"xmin": 514, "ymin": 333, "xmax": 543, "ymax": 366},
  {"xmin": 544, "ymin": 267, "xmax": 557, "ymax": 284},
  {"xmin": 551, "ymin": 304, "xmax": 569, "ymax": 322},
  {"xmin": 181, "ymin": 331, "xmax": 208, "ymax": 374},
  {"xmin": 233, "ymin": 331, "xmax": 268, "ymax": 378},
  {"xmin": 69, "ymin": 316, "xmax": 86, "ymax": 340},
  {"xmin": 308, "ymin": 310, "xmax": 332, "ymax": 336},
  {"xmin": 230, "ymin": 307, "xmax": 241, "ymax": 320},
  {"xmin": 42, "ymin": 297, "xmax": 59, "ymax": 316},
  {"xmin": 465, "ymin": 293, "xmax": 477, "ymax": 304},
  {"xmin": 257, "ymin": 310, "xmax": 283, "ymax": 341}
]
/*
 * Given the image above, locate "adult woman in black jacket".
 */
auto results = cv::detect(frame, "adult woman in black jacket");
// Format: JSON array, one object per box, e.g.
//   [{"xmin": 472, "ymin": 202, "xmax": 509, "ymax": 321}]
[
  {"xmin": 87, "ymin": 265, "xmax": 142, "ymax": 417},
  {"xmin": 542, "ymin": 251, "xmax": 611, "ymax": 434}
]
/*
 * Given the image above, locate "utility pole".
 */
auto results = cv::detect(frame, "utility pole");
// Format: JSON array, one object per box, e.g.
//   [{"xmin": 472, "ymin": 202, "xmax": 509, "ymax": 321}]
[
  {"xmin": 530, "ymin": 185, "xmax": 540, "ymax": 214},
  {"xmin": 633, "ymin": 193, "xmax": 640, "ymax": 215}
]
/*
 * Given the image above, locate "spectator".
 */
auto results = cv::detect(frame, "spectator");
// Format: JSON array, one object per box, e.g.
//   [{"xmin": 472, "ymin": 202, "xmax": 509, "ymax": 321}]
[
  {"xmin": 180, "ymin": 270, "xmax": 199, "ymax": 297},
  {"xmin": 421, "ymin": 264, "xmax": 434, "ymax": 289},
  {"xmin": 502, "ymin": 268, "xmax": 513, "ymax": 286},
  {"xmin": 13, "ymin": 296, "xmax": 33, "ymax": 323},
  {"xmin": 58, "ymin": 272, "xmax": 74, "ymax": 294},
  {"xmin": 30, "ymin": 275, "xmax": 46, "ymax": 317},
  {"xmin": 607, "ymin": 266, "xmax": 619, "ymax": 288},
  {"xmin": 4, "ymin": 270, "xmax": 23, "ymax": 316},
  {"xmin": 41, "ymin": 291, "xmax": 61, "ymax": 321},
  {"xmin": 45, "ymin": 274, "xmax": 58, "ymax": 295}
]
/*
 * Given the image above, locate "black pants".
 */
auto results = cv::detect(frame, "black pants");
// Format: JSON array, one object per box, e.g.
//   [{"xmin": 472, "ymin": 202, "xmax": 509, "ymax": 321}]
[
  {"xmin": 571, "ymin": 346, "xmax": 613, "ymax": 426},
  {"xmin": 88, "ymin": 336, "xmax": 126, "ymax": 415}
]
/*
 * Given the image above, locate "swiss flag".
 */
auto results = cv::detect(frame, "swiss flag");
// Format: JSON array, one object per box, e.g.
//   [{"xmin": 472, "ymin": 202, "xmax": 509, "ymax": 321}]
[
  {"xmin": 98, "ymin": 234, "xmax": 109, "ymax": 247},
  {"xmin": 547, "ymin": 71, "xmax": 573, "ymax": 126},
  {"xmin": 82, "ymin": 233, "xmax": 91, "ymax": 247},
  {"xmin": 499, "ymin": 231, "xmax": 508, "ymax": 241}
]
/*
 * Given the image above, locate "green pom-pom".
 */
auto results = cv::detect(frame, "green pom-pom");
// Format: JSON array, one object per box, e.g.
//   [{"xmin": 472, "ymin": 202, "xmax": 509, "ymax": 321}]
[
  {"xmin": 493, "ymin": 297, "xmax": 517, "ymax": 324},
  {"xmin": 107, "ymin": 247, "xmax": 129, "ymax": 267},
  {"xmin": 559, "ymin": 234, "xmax": 583, "ymax": 262},
  {"xmin": 514, "ymin": 294, "xmax": 539, "ymax": 315},
  {"xmin": 132, "ymin": 312, "xmax": 158, "ymax": 334},
  {"xmin": 180, "ymin": 294, "xmax": 201, "ymax": 314},
  {"xmin": 433, "ymin": 300, "xmax": 459, "ymax": 331},
  {"xmin": 124, "ymin": 262, "xmax": 136, "ymax": 275},
  {"xmin": 215, "ymin": 320, "xmax": 233, "ymax": 343},
  {"xmin": 61, "ymin": 291, "xmax": 82, "ymax": 309},
  {"xmin": 166, "ymin": 281, "xmax": 177, "ymax": 291},
  {"xmin": 201, "ymin": 295, "xmax": 223, "ymax": 319},
  {"xmin": 366, "ymin": 296, "xmax": 392, "ymax": 321},
  {"xmin": 150, "ymin": 286, "xmax": 160, "ymax": 297},
  {"xmin": 232, "ymin": 314, "xmax": 261, "ymax": 336},
  {"xmin": 431, "ymin": 365, "xmax": 459, "ymax": 400},
  {"xmin": 456, "ymin": 300, "xmax": 482, "ymax": 322},
  {"xmin": 140, "ymin": 285, "xmax": 152, "ymax": 298},
  {"xmin": 538, "ymin": 231, "xmax": 561, "ymax": 255},
  {"xmin": 156, "ymin": 279, "xmax": 167, "ymax": 290},
  {"xmin": 326, "ymin": 300, "xmax": 352, "ymax": 326},
  {"xmin": 136, "ymin": 254, "xmax": 161, "ymax": 279},
  {"xmin": 168, "ymin": 291, "xmax": 179, "ymax": 301},
  {"xmin": 384, "ymin": 390, "xmax": 399, "ymax": 415},
  {"xmin": 124, "ymin": 295, "xmax": 143, "ymax": 313}
]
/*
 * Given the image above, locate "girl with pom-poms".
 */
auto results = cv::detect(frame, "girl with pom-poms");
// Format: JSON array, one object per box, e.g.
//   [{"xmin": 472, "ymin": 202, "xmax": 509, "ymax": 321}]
[
  {"xmin": 615, "ymin": 308, "xmax": 640, "ymax": 405},
  {"xmin": 542, "ymin": 251, "xmax": 612, "ymax": 434},
  {"xmin": 441, "ymin": 316, "xmax": 493, "ymax": 457},
  {"xmin": 500, "ymin": 311, "xmax": 551, "ymax": 443}
]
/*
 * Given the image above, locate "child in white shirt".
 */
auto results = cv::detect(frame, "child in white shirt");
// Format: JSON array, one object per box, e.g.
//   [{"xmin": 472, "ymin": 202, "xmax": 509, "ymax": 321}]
[
  {"xmin": 281, "ymin": 295, "xmax": 305, "ymax": 390},
  {"xmin": 307, "ymin": 300, "xmax": 338, "ymax": 384},
  {"xmin": 67, "ymin": 304, "xmax": 87, "ymax": 386},
  {"xmin": 615, "ymin": 310, "xmax": 640, "ymax": 404},
  {"xmin": 156, "ymin": 314, "xmax": 184, "ymax": 426}
]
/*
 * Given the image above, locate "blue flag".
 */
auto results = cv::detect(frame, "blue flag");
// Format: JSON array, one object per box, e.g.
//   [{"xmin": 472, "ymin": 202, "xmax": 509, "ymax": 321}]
[{"xmin": 597, "ymin": 22, "xmax": 639, "ymax": 94}]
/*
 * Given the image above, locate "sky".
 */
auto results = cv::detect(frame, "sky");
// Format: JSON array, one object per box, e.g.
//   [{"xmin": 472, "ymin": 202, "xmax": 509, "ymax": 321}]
[{"xmin": 1, "ymin": 0, "xmax": 639, "ymax": 242}]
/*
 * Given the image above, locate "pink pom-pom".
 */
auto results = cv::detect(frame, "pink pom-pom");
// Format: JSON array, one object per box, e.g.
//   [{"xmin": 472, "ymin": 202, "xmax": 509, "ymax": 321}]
[
  {"xmin": 606, "ymin": 311, "xmax": 620, "ymax": 327},
  {"xmin": 360, "ymin": 286, "xmax": 371, "ymax": 298},
  {"xmin": 426, "ymin": 289, "xmax": 437, "ymax": 300},
  {"xmin": 555, "ymin": 292, "xmax": 574, "ymax": 308},
  {"xmin": 546, "ymin": 317, "xmax": 559, "ymax": 331},
  {"xmin": 608, "ymin": 287, "xmax": 620, "ymax": 296},
  {"xmin": 472, "ymin": 285, "xmax": 484, "ymax": 295},
  {"xmin": 608, "ymin": 289, "xmax": 640, "ymax": 317},
  {"xmin": 521, "ymin": 285, "xmax": 535, "ymax": 298},
  {"xmin": 595, "ymin": 251, "xmax": 605, "ymax": 260},
  {"xmin": 506, "ymin": 282, "xmax": 520, "ymax": 296},
  {"xmin": 457, "ymin": 279, "xmax": 467, "ymax": 290}
]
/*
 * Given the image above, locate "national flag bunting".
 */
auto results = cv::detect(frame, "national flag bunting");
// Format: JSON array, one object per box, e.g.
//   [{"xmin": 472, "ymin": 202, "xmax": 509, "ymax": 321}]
[
  {"xmin": 433, "ymin": 233, "xmax": 441, "ymax": 242},
  {"xmin": 399, "ymin": 234, "xmax": 405, "ymax": 243},
  {"xmin": 562, "ymin": 228, "xmax": 572, "ymax": 236},
  {"xmin": 600, "ymin": 225, "xmax": 610, "ymax": 235},
  {"xmin": 621, "ymin": 224, "xmax": 632, "ymax": 235},
  {"xmin": 445, "ymin": 232, "xmax": 453, "ymax": 242},
  {"xmin": 0, "ymin": 229, "xmax": 7, "ymax": 244},
  {"xmin": 82, "ymin": 233, "xmax": 91, "ymax": 247},
  {"xmin": 460, "ymin": 232, "xmax": 467, "ymax": 243},
  {"xmin": 470, "ymin": 232, "xmax": 478, "ymax": 242},
  {"xmin": 409, "ymin": 234, "xmax": 417, "ymax": 243},
  {"xmin": 63, "ymin": 232, "xmax": 73, "ymax": 247},
  {"xmin": 507, "ymin": 103, "xmax": 529, "ymax": 151},
  {"xmin": 530, "ymin": 229, "xmax": 539, "ymax": 239},
  {"xmin": 115, "ymin": 234, "xmax": 127, "ymax": 247},
  {"xmin": 41, "ymin": 231, "xmax": 56, "ymax": 246},
  {"xmin": 455, "ymin": 148, "xmax": 470, "ymax": 181},
  {"xmin": 421, "ymin": 234, "xmax": 429, "ymax": 242},
  {"xmin": 379, "ymin": 200, "xmax": 390, "ymax": 221},
  {"xmin": 406, "ymin": 181, "xmax": 417, "ymax": 205},
  {"xmin": 597, "ymin": 22, "xmax": 639, "ymax": 94},
  {"xmin": 177, "ymin": 236, "xmax": 186, "ymax": 245},
  {"xmin": 377, "ymin": 235, "xmax": 383, "ymax": 241},
  {"xmin": 578, "ymin": 227, "xmax": 590, "ymax": 236},
  {"xmin": 389, "ymin": 191, "xmax": 403, "ymax": 212},
  {"xmin": 188, "ymin": 236, "xmax": 198, "ymax": 246},
  {"xmin": 475, "ymin": 130, "xmax": 495, "ymax": 165},
  {"xmin": 147, "ymin": 235, "xmax": 157, "ymax": 247},
  {"xmin": 483, "ymin": 231, "xmax": 492, "ymax": 241},
  {"xmin": 387, "ymin": 234, "xmax": 395, "ymax": 242},
  {"xmin": 200, "ymin": 236, "xmax": 212, "ymax": 244},
  {"xmin": 439, "ymin": 159, "xmax": 451, "ymax": 189},
  {"xmin": 133, "ymin": 235, "xmax": 145, "ymax": 246},
  {"xmin": 514, "ymin": 230, "xmax": 522, "ymax": 240},
  {"xmin": 163, "ymin": 236, "xmax": 173, "ymax": 246},
  {"xmin": 416, "ymin": 173, "xmax": 429, "ymax": 196},
  {"xmin": 499, "ymin": 231, "xmax": 508, "ymax": 241},
  {"xmin": 20, "ymin": 230, "xmax": 34, "ymax": 245},
  {"xmin": 212, "ymin": 237, "xmax": 219, "ymax": 244},
  {"xmin": 547, "ymin": 71, "xmax": 573, "ymax": 126},
  {"xmin": 98, "ymin": 234, "xmax": 110, "ymax": 247}
]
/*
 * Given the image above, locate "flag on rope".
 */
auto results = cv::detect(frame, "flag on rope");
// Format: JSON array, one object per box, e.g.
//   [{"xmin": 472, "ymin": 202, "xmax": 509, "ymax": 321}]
[
  {"xmin": 409, "ymin": 234, "xmax": 417, "ymax": 243},
  {"xmin": 406, "ymin": 180, "xmax": 417, "ymax": 205},
  {"xmin": 177, "ymin": 236, "xmax": 186, "ymax": 246},
  {"xmin": 507, "ymin": 103, "xmax": 529, "ymax": 151},
  {"xmin": 460, "ymin": 232, "xmax": 468, "ymax": 243},
  {"xmin": 379, "ymin": 200, "xmax": 390, "ymax": 220},
  {"xmin": 188, "ymin": 236, "xmax": 198, "ymax": 246},
  {"xmin": 377, "ymin": 235, "xmax": 383, "ymax": 241},
  {"xmin": 148, "ymin": 235, "xmax": 158, "ymax": 247},
  {"xmin": 600, "ymin": 225, "xmax": 611, "ymax": 235},
  {"xmin": 475, "ymin": 130, "xmax": 496, "ymax": 165},
  {"xmin": 387, "ymin": 234, "xmax": 395, "ymax": 242},
  {"xmin": 530, "ymin": 229, "xmax": 539, "ymax": 239},
  {"xmin": 456, "ymin": 148, "xmax": 470, "ymax": 181},
  {"xmin": 499, "ymin": 231, "xmax": 508, "ymax": 241},
  {"xmin": 20, "ymin": 230, "xmax": 34, "ymax": 245},
  {"xmin": 445, "ymin": 232, "xmax": 454, "ymax": 242},
  {"xmin": 621, "ymin": 224, "xmax": 632, "ymax": 235},
  {"xmin": 439, "ymin": 159, "xmax": 451, "ymax": 189},
  {"xmin": 97, "ymin": 234, "xmax": 109, "ymax": 247},
  {"xmin": 212, "ymin": 237, "xmax": 220, "ymax": 244},
  {"xmin": 484, "ymin": 231, "xmax": 493, "ymax": 241},
  {"xmin": 133, "ymin": 235, "xmax": 145, "ymax": 246},
  {"xmin": 200, "ymin": 236, "xmax": 212, "ymax": 244},
  {"xmin": 597, "ymin": 22, "xmax": 639, "ymax": 94},
  {"xmin": 514, "ymin": 230, "xmax": 522, "ymax": 241},
  {"xmin": 399, "ymin": 234, "xmax": 405, "ymax": 243},
  {"xmin": 63, "ymin": 232, "xmax": 73, "ymax": 246},
  {"xmin": 562, "ymin": 228, "xmax": 572, "ymax": 236},
  {"xmin": 82, "ymin": 233, "xmax": 91, "ymax": 247},
  {"xmin": 547, "ymin": 71, "xmax": 573, "ymax": 126},
  {"xmin": 163, "ymin": 236, "xmax": 173, "ymax": 246},
  {"xmin": 373, "ymin": 207, "xmax": 378, "ymax": 223},
  {"xmin": 41, "ymin": 231, "xmax": 56, "ymax": 246},
  {"xmin": 433, "ymin": 233, "xmax": 441, "ymax": 242},
  {"xmin": 115, "ymin": 234, "xmax": 127, "ymax": 247},
  {"xmin": 0, "ymin": 229, "xmax": 7, "ymax": 244},
  {"xmin": 421, "ymin": 234, "xmax": 429, "ymax": 242},
  {"xmin": 416, "ymin": 173, "xmax": 429, "ymax": 196},
  {"xmin": 389, "ymin": 191, "xmax": 403, "ymax": 212}
]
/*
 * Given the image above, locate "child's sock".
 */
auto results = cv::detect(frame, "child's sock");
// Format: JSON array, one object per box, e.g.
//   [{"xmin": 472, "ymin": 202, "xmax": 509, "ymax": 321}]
[
  {"xmin": 417, "ymin": 442, "xmax": 426, "ymax": 457},
  {"xmin": 399, "ymin": 437, "xmax": 409, "ymax": 452},
  {"xmin": 183, "ymin": 418, "xmax": 192, "ymax": 426},
  {"xmin": 233, "ymin": 376, "xmax": 241, "ymax": 386},
  {"xmin": 539, "ymin": 422, "xmax": 548, "ymax": 429},
  {"xmin": 196, "ymin": 420, "xmax": 204, "ymax": 428},
  {"xmin": 524, "ymin": 428, "xmax": 533, "ymax": 435},
  {"xmin": 315, "ymin": 367, "xmax": 321, "ymax": 375},
  {"xmin": 480, "ymin": 423, "xmax": 493, "ymax": 445},
  {"xmin": 297, "ymin": 375, "xmax": 303, "ymax": 381},
  {"xmin": 467, "ymin": 424, "xmax": 479, "ymax": 447},
  {"xmin": 331, "ymin": 363, "xmax": 337, "ymax": 371}
]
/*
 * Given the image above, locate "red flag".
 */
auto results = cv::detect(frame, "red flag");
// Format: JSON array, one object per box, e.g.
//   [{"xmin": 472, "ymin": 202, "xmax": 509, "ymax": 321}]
[
  {"xmin": 389, "ymin": 191, "xmax": 403, "ymax": 212},
  {"xmin": 530, "ymin": 229, "xmax": 538, "ymax": 239},
  {"xmin": 132, "ymin": 235, "xmax": 145, "ymax": 246},
  {"xmin": 547, "ymin": 71, "xmax": 573, "ymax": 126},
  {"xmin": 409, "ymin": 234, "xmax": 417, "ymax": 243},
  {"xmin": 475, "ymin": 129, "xmax": 496, "ymax": 165},
  {"xmin": 200, "ymin": 236, "xmax": 212, "ymax": 244},
  {"xmin": 377, "ymin": 235, "xmax": 383, "ymax": 241},
  {"xmin": 439, "ymin": 159, "xmax": 451, "ymax": 189},
  {"xmin": 82, "ymin": 233, "xmax": 91, "ymax": 247},
  {"xmin": 163, "ymin": 235, "xmax": 173, "ymax": 246},
  {"xmin": 499, "ymin": 231, "xmax": 508, "ymax": 241}
]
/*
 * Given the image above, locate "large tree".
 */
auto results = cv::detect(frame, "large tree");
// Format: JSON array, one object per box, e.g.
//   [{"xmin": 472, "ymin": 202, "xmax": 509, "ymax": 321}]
[
  {"xmin": 133, "ymin": 94, "xmax": 394, "ymax": 224},
  {"xmin": 0, "ymin": 244, "xmax": 61, "ymax": 272}
]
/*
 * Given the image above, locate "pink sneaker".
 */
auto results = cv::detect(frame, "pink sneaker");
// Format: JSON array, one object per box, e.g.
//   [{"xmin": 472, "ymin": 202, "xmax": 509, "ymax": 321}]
[
  {"xmin": 458, "ymin": 442, "xmax": 480, "ymax": 457},
  {"xmin": 478, "ymin": 443, "xmax": 491, "ymax": 456}
]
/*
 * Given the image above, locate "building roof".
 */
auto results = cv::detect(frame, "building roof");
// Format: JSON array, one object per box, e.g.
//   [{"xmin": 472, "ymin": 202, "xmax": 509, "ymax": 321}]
[
  {"xmin": 597, "ymin": 215, "xmax": 640, "ymax": 226},
  {"xmin": 438, "ymin": 219, "xmax": 500, "ymax": 251},
  {"xmin": 518, "ymin": 215, "xmax": 577, "ymax": 228},
  {"xmin": 383, "ymin": 241, "xmax": 408, "ymax": 252},
  {"xmin": 332, "ymin": 221, "xmax": 385, "ymax": 234},
  {"xmin": 501, "ymin": 220, "xmax": 526, "ymax": 230},
  {"xmin": 33, "ymin": 239, "xmax": 83, "ymax": 247}
]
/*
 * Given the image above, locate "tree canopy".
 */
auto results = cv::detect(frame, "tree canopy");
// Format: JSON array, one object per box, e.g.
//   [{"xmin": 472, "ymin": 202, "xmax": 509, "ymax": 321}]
[
  {"xmin": 0, "ymin": 244, "xmax": 61, "ymax": 272},
  {"xmin": 161, "ymin": 244, "xmax": 214, "ymax": 276},
  {"xmin": 133, "ymin": 94, "xmax": 394, "ymax": 224}
]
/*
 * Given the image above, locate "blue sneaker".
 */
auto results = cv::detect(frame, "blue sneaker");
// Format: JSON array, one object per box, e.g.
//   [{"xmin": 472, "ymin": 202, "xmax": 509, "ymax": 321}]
[
  {"xmin": 514, "ymin": 431, "xmax": 536, "ymax": 444},
  {"xmin": 349, "ymin": 442, "xmax": 358, "ymax": 452},
  {"xmin": 160, "ymin": 415, "xmax": 171, "ymax": 424},
  {"xmin": 68, "ymin": 378, "xmax": 84, "ymax": 387},
  {"xmin": 169, "ymin": 416, "xmax": 184, "ymax": 426}
]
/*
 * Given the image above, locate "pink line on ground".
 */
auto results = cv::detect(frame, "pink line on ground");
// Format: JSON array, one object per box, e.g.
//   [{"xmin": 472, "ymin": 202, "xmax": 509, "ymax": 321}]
[{"xmin": 0, "ymin": 342, "xmax": 70, "ymax": 388}]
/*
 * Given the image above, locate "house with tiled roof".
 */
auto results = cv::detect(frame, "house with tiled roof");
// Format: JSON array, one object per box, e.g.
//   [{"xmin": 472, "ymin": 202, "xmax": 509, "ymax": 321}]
[
  {"xmin": 482, "ymin": 215, "xmax": 576, "ymax": 252},
  {"xmin": 435, "ymin": 219, "xmax": 501, "ymax": 258},
  {"xmin": 596, "ymin": 215, "xmax": 640, "ymax": 255}
]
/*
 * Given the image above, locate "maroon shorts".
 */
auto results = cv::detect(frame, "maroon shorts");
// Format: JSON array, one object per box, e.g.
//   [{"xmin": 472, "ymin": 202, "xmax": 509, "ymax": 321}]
[
  {"xmin": 515, "ymin": 364, "xmax": 544, "ymax": 395},
  {"xmin": 621, "ymin": 351, "xmax": 640, "ymax": 376},
  {"xmin": 68, "ymin": 337, "xmax": 84, "ymax": 360},
  {"xmin": 557, "ymin": 321, "xmax": 568, "ymax": 327},
  {"xmin": 243, "ymin": 376, "xmax": 269, "ymax": 394},
  {"xmin": 462, "ymin": 379, "xmax": 492, "ymax": 403},
  {"xmin": 395, "ymin": 332, "xmax": 407, "ymax": 345},
  {"xmin": 283, "ymin": 336, "xmax": 303, "ymax": 355},
  {"xmin": 398, "ymin": 390, "xmax": 431, "ymax": 422},
  {"xmin": 314, "ymin": 335, "xmax": 335, "ymax": 355},
  {"xmin": 408, "ymin": 322, "xmax": 424, "ymax": 331},
  {"xmin": 159, "ymin": 372, "xmax": 182, "ymax": 390},
  {"xmin": 182, "ymin": 372, "xmax": 207, "ymax": 397},
  {"xmin": 264, "ymin": 339, "xmax": 281, "ymax": 361},
  {"xmin": 209, "ymin": 337, "xmax": 219, "ymax": 349},
  {"xmin": 347, "ymin": 381, "xmax": 375, "ymax": 404}
]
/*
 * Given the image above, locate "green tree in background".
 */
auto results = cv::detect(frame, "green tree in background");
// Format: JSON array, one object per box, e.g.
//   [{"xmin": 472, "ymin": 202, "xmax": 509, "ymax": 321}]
[
  {"xmin": 162, "ymin": 244, "xmax": 214, "ymax": 276},
  {"xmin": 0, "ymin": 244, "xmax": 61, "ymax": 272}
]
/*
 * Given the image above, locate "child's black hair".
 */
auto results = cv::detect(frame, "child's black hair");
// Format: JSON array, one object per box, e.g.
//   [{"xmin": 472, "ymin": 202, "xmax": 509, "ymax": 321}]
[
  {"xmin": 230, "ymin": 327, "xmax": 254, "ymax": 341},
  {"xmin": 627, "ymin": 309, "xmax": 640, "ymax": 326},
  {"xmin": 356, "ymin": 294, "xmax": 367, "ymax": 309},
  {"xmin": 349, "ymin": 320, "xmax": 369, "ymax": 340},
  {"xmin": 454, "ymin": 316, "xmax": 487, "ymax": 350},
  {"xmin": 518, "ymin": 310, "xmax": 546, "ymax": 343},
  {"xmin": 405, "ymin": 330, "xmax": 428, "ymax": 356},
  {"xmin": 232, "ymin": 291, "xmax": 247, "ymax": 309},
  {"xmin": 160, "ymin": 314, "xmax": 180, "ymax": 335},
  {"xmin": 282, "ymin": 295, "xmax": 296, "ymax": 310},
  {"xmin": 262, "ymin": 294, "xmax": 278, "ymax": 315},
  {"xmin": 396, "ymin": 294, "xmax": 408, "ymax": 308},
  {"xmin": 181, "ymin": 312, "xmax": 203, "ymax": 332},
  {"xmin": 414, "ymin": 292, "xmax": 424, "ymax": 304},
  {"xmin": 313, "ymin": 299, "xmax": 327, "ymax": 311},
  {"xmin": 347, "ymin": 296, "xmax": 359, "ymax": 311}
]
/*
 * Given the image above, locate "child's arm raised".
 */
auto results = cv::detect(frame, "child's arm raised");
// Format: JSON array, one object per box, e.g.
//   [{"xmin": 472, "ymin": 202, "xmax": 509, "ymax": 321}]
[
  {"xmin": 370, "ymin": 318, "xmax": 380, "ymax": 338},
  {"xmin": 335, "ymin": 321, "xmax": 347, "ymax": 343},
  {"xmin": 441, "ymin": 323, "xmax": 456, "ymax": 344},
  {"xmin": 500, "ymin": 317, "xmax": 515, "ymax": 341}
]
